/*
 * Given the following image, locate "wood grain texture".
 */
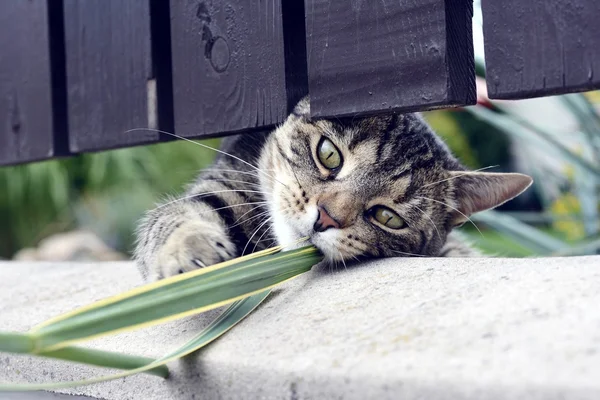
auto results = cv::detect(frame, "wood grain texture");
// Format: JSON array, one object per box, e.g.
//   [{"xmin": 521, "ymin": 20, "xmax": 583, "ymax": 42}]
[
  {"xmin": 482, "ymin": 0, "xmax": 600, "ymax": 99},
  {"xmin": 305, "ymin": 0, "xmax": 476, "ymax": 118},
  {"xmin": 0, "ymin": 2, "xmax": 55, "ymax": 165},
  {"xmin": 170, "ymin": 0, "xmax": 288, "ymax": 138},
  {"xmin": 64, "ymin": 0, "xmax": 157, "ymax": 152}
]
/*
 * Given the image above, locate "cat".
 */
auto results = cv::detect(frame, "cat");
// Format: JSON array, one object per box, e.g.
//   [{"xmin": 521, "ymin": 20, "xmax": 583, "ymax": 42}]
[{"xmin": 134, "ymin": 98, "xmax": 532, "ymax": 281}]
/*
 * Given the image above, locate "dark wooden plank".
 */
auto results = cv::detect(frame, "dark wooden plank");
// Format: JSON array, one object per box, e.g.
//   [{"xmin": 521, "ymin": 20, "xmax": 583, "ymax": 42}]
[
  {"xmin": 0, "ymin": 2, "xmax": 55, "ymax": 165},
  {"xmin": 482, "ymin": 0, "xmax": 600, "ymax": 99},
  {"xmin": 64, "ymin": 0, "xmax": 157, "ymax": 152},
  {"xmin": 282, "ymin": 0, "xmax": 310, "ymax": 113},
  {"xmin": 170, "ymin": 0, "xmax": 288, "ymax": 138},
  {"xmin": 305, "ymin": 0, "xmax": 476, "ymax": 119}
]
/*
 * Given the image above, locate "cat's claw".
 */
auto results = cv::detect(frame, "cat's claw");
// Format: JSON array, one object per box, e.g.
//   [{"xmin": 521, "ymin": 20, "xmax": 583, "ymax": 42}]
[{"xmin": 150, "ymin": 221, "xmax": 235, "ymax": 279}]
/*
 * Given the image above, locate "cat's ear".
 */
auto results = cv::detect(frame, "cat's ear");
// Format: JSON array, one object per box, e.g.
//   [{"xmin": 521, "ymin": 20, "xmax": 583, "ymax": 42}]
[
  {"xmin": 292, "ymin": 96, "xmax": 310, "ymax": 117},
  {"xmin": 449, "ymin": 171, "xmax": 533, "ymax": 226}
]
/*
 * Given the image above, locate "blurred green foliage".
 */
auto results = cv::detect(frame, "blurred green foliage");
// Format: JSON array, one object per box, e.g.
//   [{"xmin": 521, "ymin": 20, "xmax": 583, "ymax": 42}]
[
  {"xmin": 424, "ymin": 109, "xmax": 512, "ymax": 170},
  {"xmin": 425, "ymin": 90, "xmax": 600, "ymax": 257},
  {"xmin": 0, "ymin": 140, "xmax": 218, "ymax": 258},
  {"xmin": 423, "ymin": 111, "xmax": 480, "ymax": 169}
]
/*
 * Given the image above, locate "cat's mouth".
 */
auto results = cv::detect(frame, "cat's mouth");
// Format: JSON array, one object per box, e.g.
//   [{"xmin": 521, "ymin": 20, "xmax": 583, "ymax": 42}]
[
  {"xmin": 278, "ymin": 224, "xmax": 340, "ymax": 260},
  {"xmin": 272, "ymin": 203, "xmax": 344, "ymax": 261}
]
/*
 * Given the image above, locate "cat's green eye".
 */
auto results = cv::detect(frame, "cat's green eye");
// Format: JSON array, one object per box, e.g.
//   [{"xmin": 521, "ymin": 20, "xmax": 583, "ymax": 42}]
[
  {"xmin": 370, "ymin": 206, "xmax": 405, "ymax": 229},
  {"xmin": 317, "ymin": 137, "xmax": 342, "ymax": 170}
]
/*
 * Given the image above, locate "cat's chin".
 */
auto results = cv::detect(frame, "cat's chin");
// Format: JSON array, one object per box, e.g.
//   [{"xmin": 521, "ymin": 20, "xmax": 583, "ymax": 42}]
[
  {"xmin": 307, "ymin": 232, "xmax": 344, "ymax": 262},
  {"xmin": 271, "ymin": 205, "xmax": 315, "ymax": 248}
]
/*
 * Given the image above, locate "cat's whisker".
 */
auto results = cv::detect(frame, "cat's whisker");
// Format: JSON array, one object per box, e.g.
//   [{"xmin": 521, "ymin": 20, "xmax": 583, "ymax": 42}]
[
  {"xmin": 422, "ymin": 165, "xmax": 499, "ymax": 188},
  {"xmin": 157, "ymin": 189, "xmax": 270, "ymax": 209},
  {"xmin": 391, "ymin": 249, "xmax": 427, "ymax": 257},
  {"xmin": 231, "ymin": 209, "xmax": 272, "ymax": 229},
  {"xmin": 203, "ymin": 169, "xmax": 295, "ymax": 197},
  {"xmin": 204, "ymin": 167, "xmax": 261, "ymax": 174},
  {"xmin": 251, "ymin": 225, "xmax": 274, "ymax": 254},
  {"xmin": 152, "ymin": 200, "xmax": 268, "ymax": 217},
  {"xmin": 412, "ymin": 203, "xmax": 442, "ymax": 240},
  {"xmin": 205, "ymin": 178, "xmax": 264, "ymax": 189},
  {"xmin": 203, "ymin": 169, "xmax": 262, "ymax": 180},
  {"xmin": 265, "ymin": 238, "xmax": 280, "ymax": 249},
  {"xmin": 294, "ymin": 236, "xmax": 310, "ymax": 245},
  {"xmin": 242, "ymin": 216, "xmax": 273, "ymax": 256},
  {"xmin": 232, "ymin": 203, "xmax": 270, "ymax": 226},
  {"xmin": 125, "ymin": 128, "xmax": 291, "ymax": 191},
  {"xmin": 276, "ymin": 236, "xmax": 309, "ymax": 251},
  {"xmin": 416, "ymin": 196, "xmax": 484, "ymax": 237},
  {"xmin": 247, "ymin": 210, "xmax": 301, "ymax": 253},
  {"xmin": 193, "ymin": 188, "xmax": 271, "ymax": 197},
  {"xmin": 290, "ymin": 166, "xmax": 303, "ymax": 189},
  {"xmin": 204, "ymin": 169, "xmax": 295, "ymax": 196},
  {"xmin": 336, "ymin": 248, "xmax": 348, "ymax": 271},
  {"xmin": 233, "ymin": 202, "xmax": 293, "ymax": 231}
]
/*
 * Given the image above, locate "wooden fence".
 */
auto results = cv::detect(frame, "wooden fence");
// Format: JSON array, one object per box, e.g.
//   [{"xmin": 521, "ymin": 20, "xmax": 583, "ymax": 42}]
[{"xmin": 1, "ymin": 0, "xmax": 599, "ymax": 166}]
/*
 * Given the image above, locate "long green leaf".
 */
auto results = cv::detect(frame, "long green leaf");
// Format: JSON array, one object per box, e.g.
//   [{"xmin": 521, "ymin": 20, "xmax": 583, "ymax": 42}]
[
  {"xmin": 29, "ymin": 246, "xmax": 322, "ymax": 351},
  {"xmin": 0, "ymin": 332, "xmax": 167, "ymax": 377},
  {"xmin": 0, "ymin": 291, "xmax": 270, "ymax": 391},
  {"xmin": 551, "ymin": 237, "xmax": 600, "ymax": 256},
  {"xmin": 39, "ymin": 347, "xmax": 168, "ymax": 378},
  {"xmin": 0, "ymin": 333, "xmax": 33, "ymax": 353}
]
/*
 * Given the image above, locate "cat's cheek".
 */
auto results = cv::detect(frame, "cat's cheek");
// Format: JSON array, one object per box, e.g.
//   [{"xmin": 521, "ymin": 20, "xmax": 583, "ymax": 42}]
[{"xmin": 271, "ymin": 211, "xmax": 298, "ymax": 248}]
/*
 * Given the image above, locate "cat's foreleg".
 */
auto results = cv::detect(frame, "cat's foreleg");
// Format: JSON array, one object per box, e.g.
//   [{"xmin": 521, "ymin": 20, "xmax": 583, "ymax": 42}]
[{"xmin": 134, "ymin": 198, "xmax": 237, "ymax": 281}]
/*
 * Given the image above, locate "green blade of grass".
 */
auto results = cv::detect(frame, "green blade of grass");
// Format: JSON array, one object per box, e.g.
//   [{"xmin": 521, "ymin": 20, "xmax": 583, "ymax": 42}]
[
  {"xmin": 39, "ymin": 347, "xmax": 168, "ymax": 378},
  {"xmin": 0, "ymin": 332, "xmax": 167, "ymax": 377},
  {"xmin": 0, "ymin": 332, "xmax": 33, "ymax": 353},
  {"xmin": 0, "ymin": 291, "xmax": 270, "ymax": 391},
  {"xmin": 551, "ymin": 237, "xmax": 600, "ymax": 256},
  {"xmin": 29, "ymin": 246, "xmax": 322, "ymax": 352}
]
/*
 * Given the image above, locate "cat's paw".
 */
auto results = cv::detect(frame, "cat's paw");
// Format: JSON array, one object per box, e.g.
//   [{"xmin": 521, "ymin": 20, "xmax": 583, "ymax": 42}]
[{"xmin": 151, "ymin": 221, "xmax": 236, "ymax": 280}]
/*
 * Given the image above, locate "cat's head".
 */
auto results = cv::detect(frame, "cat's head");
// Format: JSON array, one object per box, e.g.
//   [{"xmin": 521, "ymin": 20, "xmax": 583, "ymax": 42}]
[{"xmin": 259, "ymin": 98, "xmax": 532, "ymax": 261}]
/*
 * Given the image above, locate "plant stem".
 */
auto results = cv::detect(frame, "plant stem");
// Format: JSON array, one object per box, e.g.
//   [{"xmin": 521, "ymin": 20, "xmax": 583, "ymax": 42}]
[
  {"xmin": 0, "ymin": 332, "xmax": 33, "ymax": 353},
  {"xmin": 40, "ymin": 347, "xmax": 168, "ymax": 378},
  {"xmin": 0, "ymin": 331, "xmax": 168, "ymax": 377}
]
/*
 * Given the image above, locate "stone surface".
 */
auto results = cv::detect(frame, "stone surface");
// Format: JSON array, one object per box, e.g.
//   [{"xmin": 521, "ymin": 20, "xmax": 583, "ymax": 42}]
[
  {"xmin": 0, "ymin": 256, "xmax": 599, "ymax": 399},
  {"xmin": 13, "ymin": 230, "xmax": 125, "ymax": 262}
]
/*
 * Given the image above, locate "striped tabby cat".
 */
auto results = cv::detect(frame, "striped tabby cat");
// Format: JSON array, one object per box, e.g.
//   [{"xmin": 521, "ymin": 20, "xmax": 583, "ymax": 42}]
[{"xmin": 135, "ymin": 98, "xmax": 532, "ymax": 281}]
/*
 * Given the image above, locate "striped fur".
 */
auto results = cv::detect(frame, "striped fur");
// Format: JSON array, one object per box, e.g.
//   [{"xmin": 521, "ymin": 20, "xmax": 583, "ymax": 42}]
[{"xmin": 135, "ymin": 98, "xmax": 532, "ymax": 281}]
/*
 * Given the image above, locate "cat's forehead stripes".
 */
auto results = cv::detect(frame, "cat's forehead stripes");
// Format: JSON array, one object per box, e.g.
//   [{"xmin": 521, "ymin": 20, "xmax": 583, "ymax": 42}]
[
  {"xmin": 316, "ymin": 115, "xmax": 399, "ymax": 150},
  {"xmin": 390, "ymin": 173, "xmax": 413, "ymax": 202},
  {"xmin": 346, "ymin": 115, "xmax": 396, "ymax": 151},
  {"xmin": 335, "ymin": 139, "xmax": 380, "ymax": 180}
]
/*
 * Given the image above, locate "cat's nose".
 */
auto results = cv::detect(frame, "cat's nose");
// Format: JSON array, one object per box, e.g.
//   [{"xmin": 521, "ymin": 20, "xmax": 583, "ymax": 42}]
[{"xmin": 313, "ymin": 206, "xmax": 340, "ymax": 232}]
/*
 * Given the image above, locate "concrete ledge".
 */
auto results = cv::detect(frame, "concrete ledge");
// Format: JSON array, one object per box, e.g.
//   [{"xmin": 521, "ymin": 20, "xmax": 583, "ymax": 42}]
[{"xmin": 1, "ymin": 256, "xmax": 599, "ymax": 399}]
